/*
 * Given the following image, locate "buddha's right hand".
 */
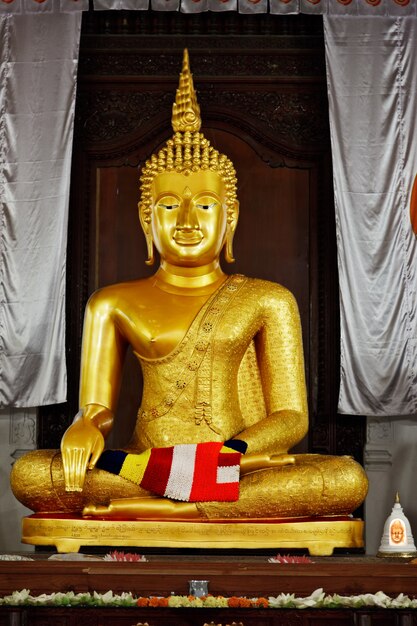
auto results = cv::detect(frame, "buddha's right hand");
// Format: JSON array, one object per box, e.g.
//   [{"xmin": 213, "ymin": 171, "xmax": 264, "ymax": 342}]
[{"xmin": 61, "ymin": 407, "xmax": 110, "ymax": 492}]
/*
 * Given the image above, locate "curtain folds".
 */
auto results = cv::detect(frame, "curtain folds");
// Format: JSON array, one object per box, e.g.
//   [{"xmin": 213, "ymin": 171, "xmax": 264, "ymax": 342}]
[
  {"xmin": 0, "ymin": 13, "xmax": 81, "ymax": 407},
  {"xmin": 325, "ymin": 17, "xmax": 417, "ymax": 416},
  {"xmin": 1, "ymin": 0, "xmax": 416, "ymax": 15}
]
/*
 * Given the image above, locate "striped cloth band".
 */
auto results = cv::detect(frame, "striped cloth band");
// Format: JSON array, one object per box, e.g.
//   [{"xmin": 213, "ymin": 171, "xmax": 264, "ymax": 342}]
[{"xmin": 96, "ymin": 439, "xmax": 247, "ymax": 502}]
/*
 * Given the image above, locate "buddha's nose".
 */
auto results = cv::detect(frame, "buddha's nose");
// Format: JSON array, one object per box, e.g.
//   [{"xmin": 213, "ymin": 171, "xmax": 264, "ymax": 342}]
[{"xmin": 177, "ymin": 198, "xmax": 199, "ymax": 230}]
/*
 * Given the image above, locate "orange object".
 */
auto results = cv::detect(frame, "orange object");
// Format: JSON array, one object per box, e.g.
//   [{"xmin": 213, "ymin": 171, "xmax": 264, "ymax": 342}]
[{"xmin": 411, "ymin": 173, "xmax": 417, "ymax": 235}]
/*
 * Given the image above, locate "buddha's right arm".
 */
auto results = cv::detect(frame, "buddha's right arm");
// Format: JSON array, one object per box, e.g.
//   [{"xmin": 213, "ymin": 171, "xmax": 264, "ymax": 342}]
[
  {"xmin": 79, "ymin": 290, "xmax": 128, "ymax": 411},
  {"xmin": 61, "ymin": 290, "xmax": 127, "ymax": 491}
]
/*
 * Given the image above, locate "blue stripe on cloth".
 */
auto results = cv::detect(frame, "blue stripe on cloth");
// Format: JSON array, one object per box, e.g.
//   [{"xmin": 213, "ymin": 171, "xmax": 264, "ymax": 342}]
[
  {"xmin": 96, "ymin": 449, "xmax": 128, "ymax": 474},
  {"xmin": 224, "ymin": 439, "xmax": 247, "ymax": 454}
]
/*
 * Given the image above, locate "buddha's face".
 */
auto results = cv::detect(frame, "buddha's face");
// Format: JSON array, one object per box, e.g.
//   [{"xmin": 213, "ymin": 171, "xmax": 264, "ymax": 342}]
[
  {"xmin": 390, "ymin": 520, "xmax": 405, "ymax": 545},
  {"xmin": 149, "ymin": 170, "xmax": 232, "ymax": 266}
]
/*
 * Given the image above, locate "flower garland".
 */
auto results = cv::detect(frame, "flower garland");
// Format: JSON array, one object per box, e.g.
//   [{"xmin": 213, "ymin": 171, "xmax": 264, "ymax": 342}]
[
  {"xmin": 103, "ymin": 551, "xmax": 147, "ymax": 562},
  {"xmin": 1, "ymin": 589, "xmax": 417, "ymax": 610}
]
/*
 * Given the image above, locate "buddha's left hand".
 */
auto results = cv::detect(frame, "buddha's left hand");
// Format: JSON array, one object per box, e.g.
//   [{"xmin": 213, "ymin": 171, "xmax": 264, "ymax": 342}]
[{"xmin": 240, "ymin": 453, "xmax": 295, "ymax": 476}]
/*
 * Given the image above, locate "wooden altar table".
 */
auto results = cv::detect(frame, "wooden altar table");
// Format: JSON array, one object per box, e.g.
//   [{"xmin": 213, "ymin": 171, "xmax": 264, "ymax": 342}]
[{"xmin": 1, "ymin": 555, "xmax": 417, "ymax": 625}]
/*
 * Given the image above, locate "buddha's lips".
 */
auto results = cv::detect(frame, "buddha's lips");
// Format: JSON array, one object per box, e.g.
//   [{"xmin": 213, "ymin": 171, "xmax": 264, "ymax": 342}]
[{"xmin": 173, "ymin": 230, "xmax": 203, "ymax": 245}]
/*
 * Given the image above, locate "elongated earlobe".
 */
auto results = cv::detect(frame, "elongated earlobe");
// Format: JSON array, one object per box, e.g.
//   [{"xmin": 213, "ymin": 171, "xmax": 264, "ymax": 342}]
[
  {"xmin": 224, "ymin": 223, "xmax": 236, "ymax": 264},
  {"xmin": 145, "ymin": 232, "xmax": 155, "ymax": 266},
  {"xmin": 139, "ymin": 201, "xmax": 154, "ymax": 266},
  {"xmin": 224, "ymin": 200, "xmax": 238, "ymax": 263}
]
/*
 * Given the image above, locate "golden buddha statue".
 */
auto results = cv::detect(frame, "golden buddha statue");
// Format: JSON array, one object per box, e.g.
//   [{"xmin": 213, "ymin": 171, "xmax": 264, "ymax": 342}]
[{"xmin": 11, "ymin": 50, "xmax": 368, "ymax": 553}]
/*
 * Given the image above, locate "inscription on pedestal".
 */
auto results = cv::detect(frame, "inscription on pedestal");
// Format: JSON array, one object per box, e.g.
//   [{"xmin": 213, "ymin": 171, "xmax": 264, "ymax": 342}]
[{"xmin": 22, "ymin": 516, "xmax": 363, "ymax": 556}]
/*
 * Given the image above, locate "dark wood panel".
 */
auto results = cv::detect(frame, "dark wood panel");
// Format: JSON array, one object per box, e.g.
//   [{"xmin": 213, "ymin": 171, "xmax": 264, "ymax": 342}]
[
  {"xmin": 1, "ymin": 605, "xmax": 412, "ymax": 626},
  {"xmin": 2, "ymin": 557, "xmax": 417, "ymax": 625},
  {"xmin": 2, "ymin": 559, "xmax": 417, "ymax": 597}
]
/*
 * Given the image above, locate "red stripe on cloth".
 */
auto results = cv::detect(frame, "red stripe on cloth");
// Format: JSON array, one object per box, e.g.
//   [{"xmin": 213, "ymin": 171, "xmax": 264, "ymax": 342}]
[
  {"xmin": 189, "ymin": 442, "xmax": 222, "ymax": 501},
  {"xmin": 214, "ymin": 481, "xmax": 240, "ymax": 501},
  {"xmin": 219, "ymin": 451, "xmax": 241, "ymax": 467},
  {"xmin": 189, "ymin": 442, "xmax": 240, "ymax": 502},
  {"xmin": 140, "ymin": 446, "xmax": 174, "ymax": 496}
]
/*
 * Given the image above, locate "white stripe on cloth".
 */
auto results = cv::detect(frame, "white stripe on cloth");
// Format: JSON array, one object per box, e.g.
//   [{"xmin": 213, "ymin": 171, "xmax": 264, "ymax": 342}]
[
  {"xmin": 217, "ymin": 465, "xmax": 240, "ymax": 484},
  {"xmin": 164, "ymin": 444, "xmax": 197, "ymax": 501}
]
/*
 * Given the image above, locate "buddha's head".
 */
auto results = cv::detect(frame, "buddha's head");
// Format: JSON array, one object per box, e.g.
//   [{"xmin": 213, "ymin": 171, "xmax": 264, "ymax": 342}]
[
  {"xmin": 390, "ymin": 519, "xmax": 405, "ymax": 545},
  {"xmin": 138, "ymin": 49, "xmax": 238, "ymax": 267}
]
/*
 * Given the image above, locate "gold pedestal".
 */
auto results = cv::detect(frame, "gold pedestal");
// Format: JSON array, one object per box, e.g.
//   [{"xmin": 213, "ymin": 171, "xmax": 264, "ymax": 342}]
[{"xmin": 22, "ymin": 515, "xmax": 364, "ymax": 555}]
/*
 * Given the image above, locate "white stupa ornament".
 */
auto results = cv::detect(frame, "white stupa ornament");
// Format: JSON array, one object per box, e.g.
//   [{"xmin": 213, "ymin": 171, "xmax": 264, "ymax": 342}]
[{"xmin": 377, "ymin": 493, "xmax": 417, "ymax": 558}]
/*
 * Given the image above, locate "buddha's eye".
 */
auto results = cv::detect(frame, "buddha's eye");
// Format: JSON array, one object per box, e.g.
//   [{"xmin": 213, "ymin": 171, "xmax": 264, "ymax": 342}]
[
  {"xmin": 158, "ymin": 202, "xmax": 179, "ymax": 211},
  {"xmin": 196, "ymin": 201, "xmax": 217, "ymax": 211}
]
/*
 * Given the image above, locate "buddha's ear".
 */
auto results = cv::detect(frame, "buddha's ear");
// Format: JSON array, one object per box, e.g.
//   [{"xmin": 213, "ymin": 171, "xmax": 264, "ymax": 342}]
[
  {"xmin": 139, "ymin": 202, "xmax": 155, "ymax": 266},
  {"xmin": 224, "ymin": 200, "xmax": 239, "ymax": 264}
]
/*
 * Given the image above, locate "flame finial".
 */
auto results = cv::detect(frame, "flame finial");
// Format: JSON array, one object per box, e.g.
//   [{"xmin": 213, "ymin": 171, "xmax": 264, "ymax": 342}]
[{"xmin": 172, "ymin": 49, "xmax": 201, "ymax": 133}]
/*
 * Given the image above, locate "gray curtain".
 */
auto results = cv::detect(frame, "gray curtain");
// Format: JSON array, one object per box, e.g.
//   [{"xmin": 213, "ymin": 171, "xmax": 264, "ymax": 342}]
[
  {"xmin": 0, "ymin": 13, "xmax": 81, "ymax": 406},
  {"xmin": 325, "ymin": 16, "xmax": 417, "ymax": 416}
]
